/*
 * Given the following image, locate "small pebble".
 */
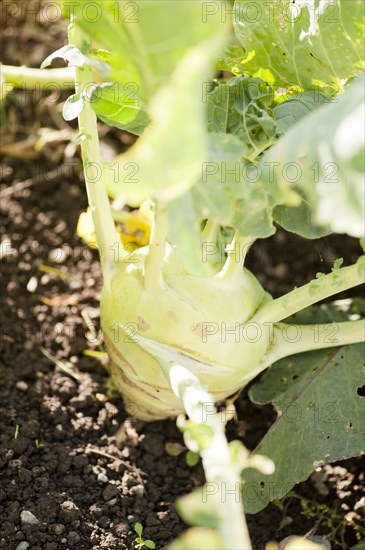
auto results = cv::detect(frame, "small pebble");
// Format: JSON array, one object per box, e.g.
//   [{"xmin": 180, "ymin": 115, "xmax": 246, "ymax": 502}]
[
  {"xmin": 16, "ymin": 543, "xmax": 30, "ymax": 550},
  {"xmin": 67, "ymin": 532, "xmax": 80, "ymax": 545},
  {"xmin": 106, "ymin": 498, "xmax": 117, "ymax": 506},
  {"xmin": 51, "ymin": 523, "xmax": 64, "ymax": 535},
  {"xmin": 97, "ymin": 473, "xmax": 109, "ymax": 483},
  {"xmin": 49, "ymin": 248, "xmax": 67, "ymax": 263},
  {"xmin": 102, "ymin": 484, "xmax": 119, "ymax": 501},
  {"xmin": 20, "ymin": 510, "xmax": 39, "ymax": 525},
  {"xmin": 16, "ymin": 381, "xmax": 28, "ymax": 392},
  {"xmin": 26, "ymin": 276, "xmax": 38, "ymax": 292},
  {"xmin": 145, "ymin": 512, "xmax": 159, "ymax": 527}
]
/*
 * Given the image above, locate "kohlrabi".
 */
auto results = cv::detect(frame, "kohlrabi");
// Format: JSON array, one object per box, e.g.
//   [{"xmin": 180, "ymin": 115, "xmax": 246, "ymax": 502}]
[
  {"xmin": 4, "ymin": 0, "xmax": 363, "ymax": 547},
  {"xmin": 51, "ymin": 0, "xmax": 364, "ymax": 422}
]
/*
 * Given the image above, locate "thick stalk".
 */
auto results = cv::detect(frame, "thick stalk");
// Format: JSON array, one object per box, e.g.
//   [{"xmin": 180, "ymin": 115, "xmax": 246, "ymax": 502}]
[
  {"xmin": 143, "ymin": 200, "xmax": 167, "ymax": 291},
  {"xmin": 167, "ymin": 364, "xmax": 253, "ymax": 550},
  {"xmin": 252, "ymin": 261, "xmax": 365, "ymax": 324},
  {"xmin": 216, "ymin": 233, "xmax": 255, "ymax": 285},
  {"xmin": 1, "ymin": 64, "xmax": 74, "ymax": 89},
  {"xmin": 267, "ymin": 319, "xmax": 365, "ymax": 364},
  {"xmin": 202, "ymin": 219, "xmax": 220, "ymax": 243},
  {"xmin": 71, "ymin": 27, "xmax": 121, "ymax": 281}
]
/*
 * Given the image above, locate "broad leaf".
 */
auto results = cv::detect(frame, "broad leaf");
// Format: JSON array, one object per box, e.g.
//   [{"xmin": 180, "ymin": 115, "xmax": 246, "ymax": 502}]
[
  {"xmin": 261, "ymin": 74, "xmax": 365, "ymax": 238},
  {"xmin": 234, "ymin": 0, "xmax": 365, "ymax": 90},
  {"xmin": 104, "ymin": 33, "xmax": 228, "ymax": 205},
  {"xmin": 273, "ymin": 91, "xmax": 328, "ymax": 136},
  {"xmin": 206, "ymin": 76, "xmax": 278, "ymax": 160},
  {"xmin": 90, "ymin": 83, "xmax": 150, "ymax": 136},
  {"xmin": 242, "ymin": 300, "xmax": 365, "ymax": 513},
  {"xmin": 63, "ymin": 0, "xmax": 227, "ymax": 134},
  {"xmin": 216, "ymin": 44, "xmax": 247, "ymax": 75}
]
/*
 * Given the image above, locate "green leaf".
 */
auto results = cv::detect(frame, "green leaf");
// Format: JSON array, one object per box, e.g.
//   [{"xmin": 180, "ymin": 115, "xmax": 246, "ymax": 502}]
[
  {"xmin": 62, "ymin": 93, "xmax": 84, "ymax": 121},
  {"xmin": 273, "ymin": 91, "xmax": 328, "ymax": 135},
  {"xmin": 90, "ymin": 83, "xmax": 150, "ymax": 136},
  {"xmin": 64, "ymin": 0, "xmax": 228, "ymax": 132},
  {"xmin": 167, "ymin": 528, "xmax": 224, "ymax": 550},
  {"xmin": 206, "ymin": 76, "xmax": 278, "ymax": 159},
  {"xmin": 234, "ymin": 0, "xmax": 365, "ymax": 90},
  {"xmin": 134, "ymin": 522, "xmax": 143, "ymax": 537},
  {"xmin": 261, "ymin": 74, "xmax": 365, "ymax": 238},
  {"xmin": 273, "ymin": 194, "xmax": 331, "ymax": 239},
  {"xmin": 182, "ymin": 422, "xmax": 215, "ymax": 454},
  {"xmin": 176, "ymin": 488, "xmax": 221, "ymax": 529},
  {"xmin": 332, "ymin": 257, "xmax": 344, "ymax": 271},
  {"xmin": 165, "ymin": 442, "xmax": 185, "ymax": 457},
  {"xmin": 104, "ymin": 30, "xmax": 228, "ymax": 206},
  {"xmin": 242, "ymin": 300, "xmax": 365, "ymax": 513},
  {"xmin": 144, "ymin": 541, "xmax": 155, "ymax": 549},
  {"xmin": 216, "ymin": 44, "xmax": 247, "ymax": 75},
  {"xmin": 186, "ymin": 451, "xmax": 200, "ymax": 467}
]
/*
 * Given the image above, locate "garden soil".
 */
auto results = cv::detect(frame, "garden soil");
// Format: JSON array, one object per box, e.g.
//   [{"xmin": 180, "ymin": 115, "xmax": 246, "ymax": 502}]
[{"xmin": 1, "ymin": 2, "xmax": 364, "ymax": 549}]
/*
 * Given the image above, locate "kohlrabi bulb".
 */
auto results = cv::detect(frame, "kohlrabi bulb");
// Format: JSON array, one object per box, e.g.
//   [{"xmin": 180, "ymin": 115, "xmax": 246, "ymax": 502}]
[{"xmin": 101, "ymin": 246, "xmax": 272, "ymax": 420}]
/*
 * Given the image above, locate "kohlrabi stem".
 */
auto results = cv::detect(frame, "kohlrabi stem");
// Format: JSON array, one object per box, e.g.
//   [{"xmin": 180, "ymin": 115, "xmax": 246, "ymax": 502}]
[
  {"xmin": 167, "ymin": 364, "xmax": 253, "ymax": 550},
  {"xmin": 216, "ymin": 233, "xmax": 254, "ymax": 284},
  {"xmin": 71, "ymin": 24, "xmax": 120, "ymax": 281},
  {"xmin": 143, "ymin": 200, "xmax": 167, "ymax": 291},
  {"xmin": 202, "ymin": 219, "xmax": 220, "ymax": 243},
  {"xmin": 1, "ymin": 64, "xmax": 75, "ymax": 89},
  {"xmin": 268, "ymin": 319, "xmax": 365, "ymax": 363},
  {"xmin": 252, "ymin": 260, "xmax": 365, "ymax": 324}
]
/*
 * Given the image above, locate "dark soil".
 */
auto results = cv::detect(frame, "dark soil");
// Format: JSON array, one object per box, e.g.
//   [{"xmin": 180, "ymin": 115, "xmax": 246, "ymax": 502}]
[{"xmin": 1, "ymin": 2, "xmax": 364, "ymax": 549}]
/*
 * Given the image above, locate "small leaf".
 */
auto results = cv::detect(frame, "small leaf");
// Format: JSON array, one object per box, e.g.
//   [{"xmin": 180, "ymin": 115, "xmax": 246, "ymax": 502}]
[
  {"xmin": 176, "ymin": 488, "xmax": 220, "ymax": 529},
  {"xmin": 134, "ymin": 523, "xmax": 143, "ymax": 537},
  {"xmin": 228, "ymin": 440, "xmax": 248, "ymax": 469},
  {"xmin": 62, "ymin": 94, "xmax": 84, "ymax": 121},
  {"xmin": 91, "ymin": 83, "xmax": 149, "ymax": 136},
  {"xmin": 144, "ymin": 541, "xmax": 155, "ymax": 549},
  {"xmin": 182, "ymin": 422, "xmax": 214, "ymax": 453},
  {"xmin": 41, "ymin": 44, "xmax": 86, "ymax": 69},
  {"xmin": 186, "ymin": 451, "xmax": 199, "ymax": 467},
  {"xmin": 331, "ymin": 258, "xmax": 344, "ymax": 271},
  {"xmin": 165, "ymin": 442, "xmax": 185, "ymax": 457}
]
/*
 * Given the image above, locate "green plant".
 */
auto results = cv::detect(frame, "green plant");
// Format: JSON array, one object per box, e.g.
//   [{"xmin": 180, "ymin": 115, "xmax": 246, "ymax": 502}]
[
  {"xmin": 2, "ymin": 1, "xmax": 364, "ymax": 548},
  {"xmin": 34, "ymin": 439, "xmax": 44, "ymax": 450},
  {"xmin": 275, "ymin": 491, "xmax": 365, "ymax": 550},
  {"xmin": 134, "ymin": 522, "xmax": 156, "ymax": 550}
]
